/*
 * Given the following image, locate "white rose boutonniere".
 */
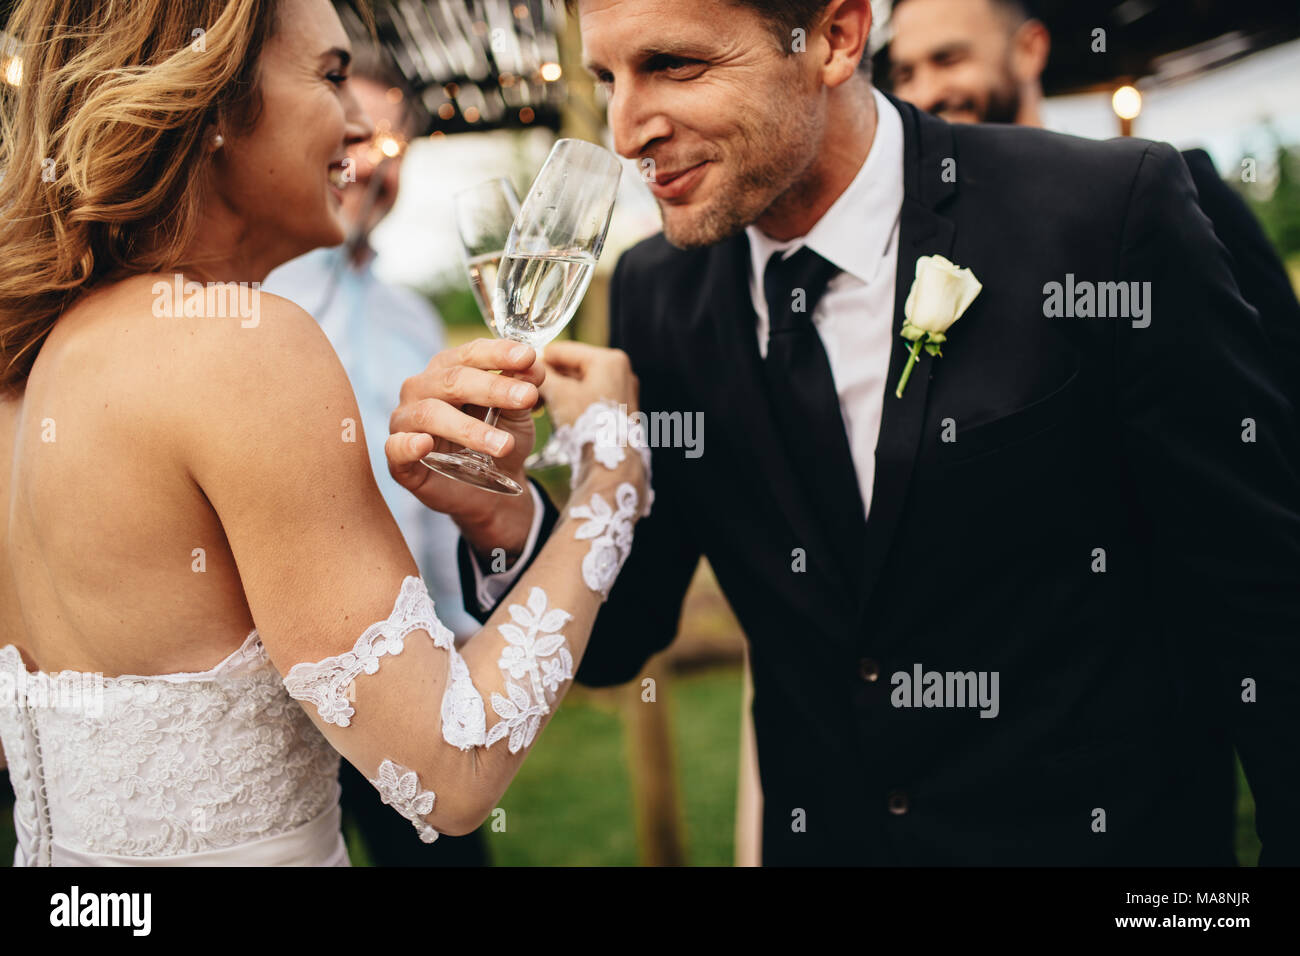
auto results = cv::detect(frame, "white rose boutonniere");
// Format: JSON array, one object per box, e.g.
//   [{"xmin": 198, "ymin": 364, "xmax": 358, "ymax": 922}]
[{"xmin": 894, "ymin": 254, "xmax": 983, "ymax": 398}]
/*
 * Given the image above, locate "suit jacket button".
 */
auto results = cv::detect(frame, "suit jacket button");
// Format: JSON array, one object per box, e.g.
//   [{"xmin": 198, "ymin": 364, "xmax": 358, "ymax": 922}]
[
  {"xmin": 887, "ymin": 790, "xmax": 909, "ymax": 815},
  {"xmin": 858, "ymin": 658, "xmax": 880, "ymax": 682}
]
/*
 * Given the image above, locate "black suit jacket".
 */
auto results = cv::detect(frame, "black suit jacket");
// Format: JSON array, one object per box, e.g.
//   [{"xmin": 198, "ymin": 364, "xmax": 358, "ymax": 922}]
[
  {"xmin": 1180, "ymin": 147, "xmax": 1300, "ymax": 392},
  {"xmin": 462, "ymin": 96, "xmax": 1300, "ymax": 865}
]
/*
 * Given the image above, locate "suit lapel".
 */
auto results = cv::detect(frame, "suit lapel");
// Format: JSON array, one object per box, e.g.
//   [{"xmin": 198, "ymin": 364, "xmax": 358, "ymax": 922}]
[{"xmin": 853, "ymin": 98, "xmax": 958, "ymax": 622}]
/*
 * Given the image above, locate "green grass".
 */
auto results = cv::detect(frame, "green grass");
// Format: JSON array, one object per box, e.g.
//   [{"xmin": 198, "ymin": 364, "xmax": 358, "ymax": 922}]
[
  {"xmin": 481, "ymin": 664, "xmax": 743, "ymax": 866},
  {"xmin": 672, "ymin": 666, "xmax": 749, "ymax": 864},
  {"xmin": 1234, "ymin": 752, "xmax": 1261, "ymax": 866},
  {"xmin": 486, "ymin": 682, "xmax": 641, "ymax": 866}
]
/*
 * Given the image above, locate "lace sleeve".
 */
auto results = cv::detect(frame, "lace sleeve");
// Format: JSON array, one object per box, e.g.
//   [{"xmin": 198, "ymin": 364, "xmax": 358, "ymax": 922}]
[{"xmin": 280, "ymin": 400, "xmax": 652, "ymax": 842}]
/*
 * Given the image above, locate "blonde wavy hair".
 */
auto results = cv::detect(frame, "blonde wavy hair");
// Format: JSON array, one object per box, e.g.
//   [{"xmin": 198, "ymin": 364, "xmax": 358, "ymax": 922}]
[{"xmin": 0, "ymin": 0, "xmax": 361, "ymax": 390}]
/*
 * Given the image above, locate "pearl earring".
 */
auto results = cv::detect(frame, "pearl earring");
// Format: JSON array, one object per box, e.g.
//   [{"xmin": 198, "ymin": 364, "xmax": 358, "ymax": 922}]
[{"xmin": 212, "ymin": 133, "xmax": 224, "ymax": 149}]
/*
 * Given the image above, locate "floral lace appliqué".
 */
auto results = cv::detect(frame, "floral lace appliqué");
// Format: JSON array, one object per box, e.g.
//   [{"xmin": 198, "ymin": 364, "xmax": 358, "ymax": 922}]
[
  {"xmin": 550, "ymin": 399, "xmax": 654, "ymax": 509},
  {"xmin": 571, "ymin": 482, "xmax": 641, "ymax": 599},
  {"xmin": 284, "ymin": 577, "xmax": 453, "ymax": 728},
  {"xmin": 440, "ymin": 646, "xmax": 487, "ymax": 752},
  {"xmin": 486, "ymin": 587, "xmax": 573, "ymax": 754},
  {"xmin": 369, "ymin": 759, "xmax": 439, "ymax": 844}
]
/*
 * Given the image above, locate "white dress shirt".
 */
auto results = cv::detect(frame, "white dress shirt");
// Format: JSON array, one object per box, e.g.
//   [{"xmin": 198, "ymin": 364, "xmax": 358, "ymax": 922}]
[
  {"xmin": 744, "ymin": 86, "xmax": 903, "ymax": 520},
  {"xmin": 470, "ymin": 481, "xmax": 545, "ymax": 610},
  {"xmin": 473, "ymin": 88, "xmax": 905, "ymax": 604}
]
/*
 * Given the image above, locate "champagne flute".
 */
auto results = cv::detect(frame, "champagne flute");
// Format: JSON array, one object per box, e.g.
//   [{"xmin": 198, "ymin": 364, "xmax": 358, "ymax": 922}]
[
  {"xmin": 418, "ymin": 178, "xmax": 525, "ymax": 495},
  {"xmin": 421, "ymin": 140, "xmax": 622, "ymax": 494},
  {"xmin": 427, "ymin": 175, "xmax": 586, "ymax": 490},
  {"xmin": 458, "ymin": 179, "xmax": 566, "ymax": 473}
]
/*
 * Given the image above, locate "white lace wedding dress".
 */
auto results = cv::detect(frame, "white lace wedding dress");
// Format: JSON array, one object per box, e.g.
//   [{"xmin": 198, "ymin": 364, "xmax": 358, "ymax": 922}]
[{"xmin": 0, "ymin": 628, "xmax": 349, "ymax": 866}]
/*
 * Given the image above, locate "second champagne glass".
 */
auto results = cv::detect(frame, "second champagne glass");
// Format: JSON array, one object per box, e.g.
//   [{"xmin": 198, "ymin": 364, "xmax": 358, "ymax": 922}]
[
  {"xmin": 421, "ymin": 140, "xmax": 623, "ymax": 494},
  {"xmin": 457, "ymin": 178, "xmax": 565, "ymax": 474},
  {"xmin": 419, "ymin": 178, "xmax": 523, "ymax": 495}
]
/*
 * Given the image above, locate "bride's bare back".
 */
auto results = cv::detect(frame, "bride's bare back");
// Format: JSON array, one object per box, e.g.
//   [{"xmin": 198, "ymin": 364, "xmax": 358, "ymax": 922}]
[{"xmin": 2, "ymin": 275, "xmax": 279, "ymax": 675}]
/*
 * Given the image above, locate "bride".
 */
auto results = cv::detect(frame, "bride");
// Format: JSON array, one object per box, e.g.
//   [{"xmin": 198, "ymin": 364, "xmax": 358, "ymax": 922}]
[{"xmin": 0, "ymin": 0, "xmax": 648, "ymax": 865}]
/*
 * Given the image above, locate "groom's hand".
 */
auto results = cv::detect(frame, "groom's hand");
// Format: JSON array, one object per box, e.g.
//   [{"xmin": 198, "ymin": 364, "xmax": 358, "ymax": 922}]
[{"xmin": 386, "ymin": 338, "xmax": 542, "ymax": 559}]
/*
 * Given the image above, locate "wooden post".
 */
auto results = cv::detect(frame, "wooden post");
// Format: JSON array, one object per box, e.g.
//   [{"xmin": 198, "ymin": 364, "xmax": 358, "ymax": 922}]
[
  {"xmin": 623, "ymin": 654, "xmax": 687, "ymax": 866},
  {"xmin": 734, "ymin": 647, "xmax": 764, "ymax": 866}
]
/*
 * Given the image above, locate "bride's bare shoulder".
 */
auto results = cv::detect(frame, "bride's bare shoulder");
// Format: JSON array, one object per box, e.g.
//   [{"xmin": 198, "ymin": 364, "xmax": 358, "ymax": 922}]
[
  {"xmin": 60, "ymin": 272, "xmax": 329, "ymax": 351},
  {"xmin": 51, "ymin": 272, "xmax": 344, "ymax": 395},
  {"xmin": 42, "ymin": 271, "xmax": 356, "ymax": 457}
]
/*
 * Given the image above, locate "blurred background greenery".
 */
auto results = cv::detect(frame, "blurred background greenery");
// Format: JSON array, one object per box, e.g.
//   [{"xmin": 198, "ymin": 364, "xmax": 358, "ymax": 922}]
[{"xmin": 1236, "ymin": 141, "xmax": 1300, "ymax": 263}]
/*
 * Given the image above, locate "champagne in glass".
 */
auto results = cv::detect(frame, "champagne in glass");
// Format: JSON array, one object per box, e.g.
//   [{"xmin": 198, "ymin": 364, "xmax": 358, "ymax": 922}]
[
  {"xmin": 504, "ymin": 247, "xmax": 598, "ymax": 471},
  {"xmin": 465, "ymin": 251, "xmax": 504, "ymax": 336},
  {"xmin": 422, "ymin": 141, "xmax": 622, "ymax": 494},
  {"xmin": 493, "ymin": 251, "xmax": 596, "ymax": 348}
]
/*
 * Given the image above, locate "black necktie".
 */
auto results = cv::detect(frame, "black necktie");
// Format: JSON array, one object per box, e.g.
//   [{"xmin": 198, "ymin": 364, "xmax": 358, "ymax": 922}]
[{"xmin": 761, "ymin": 247, "xmax": 867, "ymax": 581}]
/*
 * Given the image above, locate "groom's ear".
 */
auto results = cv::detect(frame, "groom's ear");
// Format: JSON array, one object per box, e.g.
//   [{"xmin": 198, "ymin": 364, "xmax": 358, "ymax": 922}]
[{"xmin": 816, "ymin": 0, "xmax": 873, "ymax": 89}]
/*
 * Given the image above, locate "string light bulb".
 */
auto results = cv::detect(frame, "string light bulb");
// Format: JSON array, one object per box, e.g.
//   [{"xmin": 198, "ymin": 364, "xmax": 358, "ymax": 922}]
[{"xmin": 1112, "ymin": 85, "xmax": 1142, "ymax": 121}]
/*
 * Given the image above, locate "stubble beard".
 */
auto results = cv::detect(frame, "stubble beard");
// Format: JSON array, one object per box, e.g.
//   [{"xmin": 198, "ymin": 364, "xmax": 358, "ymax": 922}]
[
  {"xmin": 976, "ymin": 55, "xmax": 1023, "ymax": 124},
  {"xmin": 659, "ymin": 84, "xmax": 825, "ymax": 251},
  {"xmin": 929, "ymin": 60, "xmax": 1023, "ymax": 125},
  {"xmin": 981, "ymin": 75, "xmax": 1022, "ymax": 125}
]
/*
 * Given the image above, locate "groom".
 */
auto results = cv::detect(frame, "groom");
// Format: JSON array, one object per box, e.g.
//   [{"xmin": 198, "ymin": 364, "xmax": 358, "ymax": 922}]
[{"xmin": 396, "ymin": 0, "xmax": 1300, "ymax": 865}]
